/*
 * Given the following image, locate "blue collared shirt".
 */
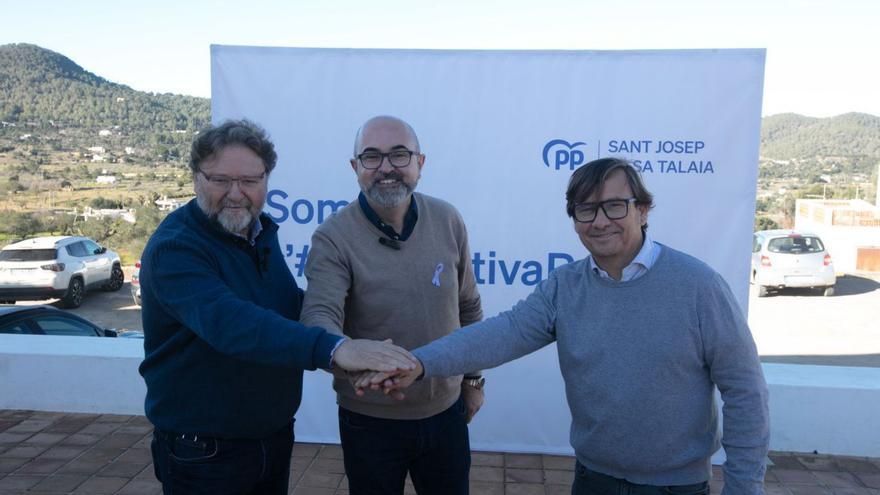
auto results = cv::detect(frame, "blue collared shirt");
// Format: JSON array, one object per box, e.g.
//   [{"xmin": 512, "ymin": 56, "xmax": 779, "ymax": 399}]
[
  {"xmin": 228, "ymin": 217, "xmax": 263, "ymax": 245},
  {"xmin": 588, "ymin": 231, "xmax": 661, "ymax": 282}
]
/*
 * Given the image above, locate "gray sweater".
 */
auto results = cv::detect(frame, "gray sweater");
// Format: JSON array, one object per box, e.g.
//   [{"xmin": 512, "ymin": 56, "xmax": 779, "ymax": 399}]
[
  {"xmin": 414, "ymin": 245, "xmax": 769, "ymax": 494},
  {"xmin": 302, "ymin": 192, "xmax": 483, "ymax": 419}
]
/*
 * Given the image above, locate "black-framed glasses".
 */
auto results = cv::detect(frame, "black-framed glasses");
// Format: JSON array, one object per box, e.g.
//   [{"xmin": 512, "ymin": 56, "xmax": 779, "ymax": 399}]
[
  {"xmin": 573, "ymin": 198, "xmax": 637, "ymax": 223},
  {"xmin": 357, "ymin": 149, "xmax": 416, "ymax": 170},
  {"xmin": 197, "ymin": 169, "xmax": 266, "ymax": 191}
]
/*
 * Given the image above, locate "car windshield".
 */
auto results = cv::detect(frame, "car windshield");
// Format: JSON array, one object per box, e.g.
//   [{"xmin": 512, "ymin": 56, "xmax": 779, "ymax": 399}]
[
  {"xmin": 767, "ymin": 236, "xmax": 825, "ymax": 254},
  {"xmin": 0, "ymin": 249, "xmax": 57, "ymax": 261}
]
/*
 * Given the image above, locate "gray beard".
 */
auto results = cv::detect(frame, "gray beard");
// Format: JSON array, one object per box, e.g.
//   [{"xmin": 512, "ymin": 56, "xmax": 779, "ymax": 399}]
[
  {"xmin": 196, "ymin": 194, "xmax": 254, "ymax": 236},
  {"xmin": 365, "ymin": 182, "xmax": 415, "ymax": 209}
]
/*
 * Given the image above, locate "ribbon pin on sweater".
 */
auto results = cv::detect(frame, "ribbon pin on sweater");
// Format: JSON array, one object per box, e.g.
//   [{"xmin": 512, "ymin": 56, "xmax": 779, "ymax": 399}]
[{"xmin": 432, "ymin": 263, "xmax": 444, "ymax": 287}]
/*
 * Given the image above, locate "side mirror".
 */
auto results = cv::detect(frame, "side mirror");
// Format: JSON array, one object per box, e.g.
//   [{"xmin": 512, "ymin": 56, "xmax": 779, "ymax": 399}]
[
  {"xmin": 95, "ymin": 247, "xmax": 107, "ymax": 255},
  {"xmin": 103, "ymin": 328, "xmax": 118, "ymax": 338}
]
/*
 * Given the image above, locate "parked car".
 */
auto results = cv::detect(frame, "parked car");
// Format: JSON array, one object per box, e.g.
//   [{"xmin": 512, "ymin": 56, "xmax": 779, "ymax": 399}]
[
  {"xmin": 131, "ymin": 260, "xmax": 141, "ymax": 306},
  {"xmin": 0, "ymin": 305, "xmax": 142, "ymax": 337},
  {"xmin": 0, "ymin": 236, "xmax": 124, "ymax": 308},
  {"xmin": 751, "ymin": 230, "xmax": 836, "ymax": 297}
]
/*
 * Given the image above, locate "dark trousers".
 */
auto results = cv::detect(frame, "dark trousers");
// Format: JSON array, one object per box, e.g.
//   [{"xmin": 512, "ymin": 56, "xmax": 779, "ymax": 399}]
[
  {"xmin": 339, "ymin": 396, "xmax": 471, "ymax": 495},
  {"xmin": 151, "ymin": 422, "xmax": 294, "ymax": 495},
  {"xmin": 572, "ymin": 461, "xmax": 709, "ymax": 495}
]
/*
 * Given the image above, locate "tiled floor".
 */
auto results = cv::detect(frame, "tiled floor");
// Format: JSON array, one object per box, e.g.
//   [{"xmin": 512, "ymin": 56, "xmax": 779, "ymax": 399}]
[{"xmin": 1, "ymin": 410, "xmax": 879, "ymax": 494}]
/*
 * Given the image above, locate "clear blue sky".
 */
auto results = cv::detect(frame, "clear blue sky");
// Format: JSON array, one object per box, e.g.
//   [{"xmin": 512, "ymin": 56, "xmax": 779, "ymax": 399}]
[{"xmin": 3, "ymin": 0, "xmax": 878, "ymax": 117}]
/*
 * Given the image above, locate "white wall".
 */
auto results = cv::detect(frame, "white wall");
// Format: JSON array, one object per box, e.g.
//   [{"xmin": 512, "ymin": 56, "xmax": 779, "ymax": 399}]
[
  {"xmin": 795, "ymin": 200, "xmax": 880, "ymax": 273},
  {"xmin": 2, "ymin": 335, "xmax": 879, "ymax": 457}
]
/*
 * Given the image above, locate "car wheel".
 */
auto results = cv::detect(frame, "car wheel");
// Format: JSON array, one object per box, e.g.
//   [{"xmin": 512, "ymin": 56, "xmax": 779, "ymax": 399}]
[
  {"xmin": 823, "ymin": 286, "xmax": 835, "ymax": 297},
  {"xmin": 104, "ymin": 264, "xmax": 124, "ymax": 291},
  {"xmin": 757, "ymin": 285, "xmax": 769, "ymax": 297},
  {"xmin": 61, "ymin": 277, "xmax": 85, "ymax": 308}
]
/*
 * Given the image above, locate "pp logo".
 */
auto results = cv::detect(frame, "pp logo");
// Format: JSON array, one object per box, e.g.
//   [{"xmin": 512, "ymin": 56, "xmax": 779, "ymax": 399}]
[{"xmin": 542, "ymin": 139, "xmax": 587, "ymax": 170}]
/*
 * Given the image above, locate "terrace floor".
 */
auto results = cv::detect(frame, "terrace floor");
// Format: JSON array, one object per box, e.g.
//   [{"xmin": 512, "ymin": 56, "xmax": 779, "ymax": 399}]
[{"xmin": 1, "ymin": 410, "xmax": 879, "ymax": 494}]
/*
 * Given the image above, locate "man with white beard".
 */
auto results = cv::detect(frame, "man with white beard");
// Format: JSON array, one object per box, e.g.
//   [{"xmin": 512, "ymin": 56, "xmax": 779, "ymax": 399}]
[
  {"xmin": 301, "ymin": 116, "xmax": 484, "ymax": 494},
  {"xmin": 138, "ymin": 119, "xmax": 419, "ymax": 495}
]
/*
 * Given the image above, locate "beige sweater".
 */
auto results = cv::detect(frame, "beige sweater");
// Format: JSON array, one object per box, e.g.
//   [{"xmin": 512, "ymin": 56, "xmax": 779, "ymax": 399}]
[{"xmin": 302, "ymin": 193, "xmax": 483, "ymax": 419}]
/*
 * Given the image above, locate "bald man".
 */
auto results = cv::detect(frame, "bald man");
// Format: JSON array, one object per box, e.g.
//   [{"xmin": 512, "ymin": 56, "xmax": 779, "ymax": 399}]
[{"xmin": 302, "ymin": 116, "xmax": 483, "ymax": 494}]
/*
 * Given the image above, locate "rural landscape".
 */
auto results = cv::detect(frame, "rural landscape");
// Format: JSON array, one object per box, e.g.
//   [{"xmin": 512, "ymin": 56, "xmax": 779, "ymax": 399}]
[
  {"xmin": 1, "ymin": 42, "xmax": 879, "ymax": 261},
  {"xmin": 2, "ymin": 27, "xmax": 880, "ymax": 495}
]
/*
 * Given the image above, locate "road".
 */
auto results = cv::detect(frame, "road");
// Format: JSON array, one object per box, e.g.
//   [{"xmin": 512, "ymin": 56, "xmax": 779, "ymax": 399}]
[
  {"xmin": 748, "ymin": 273, "xmax": 880, "ymax": 367},
  {"xmin": 15, "ymin": 266, "xmax": 143, "ymax": 333},
  {"xmin": 12, "ymin": 268, "xmax": 880, "ymax": 367}
]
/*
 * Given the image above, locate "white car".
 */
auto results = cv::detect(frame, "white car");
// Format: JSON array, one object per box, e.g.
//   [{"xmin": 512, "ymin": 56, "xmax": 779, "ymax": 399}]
[
  {"xmin": 0, "ymin": 236, "xmax": 124, "ymax": 308},
  {"xmin": 751, "ymin": 230, "xmax": 836, "ymax": 297}
]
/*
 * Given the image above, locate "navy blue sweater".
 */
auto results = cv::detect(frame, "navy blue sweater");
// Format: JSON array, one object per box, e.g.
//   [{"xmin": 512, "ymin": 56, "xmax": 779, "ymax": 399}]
[{"xmin": 139, "ymin": 200, "xmax": 342, "ymax": 438}]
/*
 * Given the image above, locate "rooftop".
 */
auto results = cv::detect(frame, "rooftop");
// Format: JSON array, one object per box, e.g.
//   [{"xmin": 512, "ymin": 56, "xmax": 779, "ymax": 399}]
[{"xmin": 1, "ymin": 410, "xmax": 878, "ymax": 495}]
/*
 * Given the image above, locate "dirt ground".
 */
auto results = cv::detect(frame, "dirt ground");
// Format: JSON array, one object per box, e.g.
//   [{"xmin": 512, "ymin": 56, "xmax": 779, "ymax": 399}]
[
  {"xmin": 748, "ymin": 272, "xmax": 880, "ymax": 367},
  {"xmin": 14, "ymin": 266, "xmax": 143, "ymax": 333}
]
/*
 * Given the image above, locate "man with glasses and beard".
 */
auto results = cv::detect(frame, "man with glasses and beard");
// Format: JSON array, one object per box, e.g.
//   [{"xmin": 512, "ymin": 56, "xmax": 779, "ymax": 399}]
[
  {"xmin": 362, "ymin": 158, "xmax": 770, "ymax": 495},
  {"xmin": 301, "ymin": 115, "xmax": 484, "ymax": 494},
  {"xmin": 139, "ymin": 119, "xmax": 419, "ymax": 495}
]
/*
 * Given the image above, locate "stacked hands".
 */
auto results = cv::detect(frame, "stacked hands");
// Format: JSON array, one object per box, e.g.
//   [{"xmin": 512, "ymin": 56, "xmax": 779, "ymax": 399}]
[
  {"xmin": 333, "ymin": 338, "xmax": 484, "ymax": 422},
  {"xmin": 350, "ymin": 367, "xmax": 422, "ymax": 400},
  {"xmin": 331, "ymin": 338, "xmax": 422, "ymax": 399}
]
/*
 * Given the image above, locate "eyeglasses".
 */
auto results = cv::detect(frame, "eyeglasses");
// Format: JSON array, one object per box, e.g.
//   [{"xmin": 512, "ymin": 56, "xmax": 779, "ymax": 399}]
[
  {"xmin": 357, "ymin": 149, "xmax": 416, "ymax": 170},
  {"xmin": 573, "ymin": 198, "xmax": 637, "ymax": 223},
  {"xmin": 197, "ymin": 169, "xmax": 266, "ymax": 191}
]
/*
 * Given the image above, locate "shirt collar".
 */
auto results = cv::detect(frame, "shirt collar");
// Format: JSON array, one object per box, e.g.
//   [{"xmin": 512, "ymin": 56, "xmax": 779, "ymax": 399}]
[
  {"xmin": 357, "ymin": 192, "xmax": 419, "ymax": 241},
  {"xmin": 229, "ymin": 217, "xmax": 263, "ymax": 246},
  {"xmin": 589, "ymin": 230, "xmax": 659, "ymax": 282}
]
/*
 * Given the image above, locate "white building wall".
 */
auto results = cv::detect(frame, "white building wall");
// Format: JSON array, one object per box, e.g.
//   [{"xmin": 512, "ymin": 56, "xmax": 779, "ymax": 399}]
[{"xmin": 795, "ymin": 200, "xmax": 880, "ymax": 272}]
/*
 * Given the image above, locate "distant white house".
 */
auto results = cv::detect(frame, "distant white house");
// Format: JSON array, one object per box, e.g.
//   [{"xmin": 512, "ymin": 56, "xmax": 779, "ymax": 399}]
[
  {"xmin": 98, "ymin": 129, "xmax": 113, "ymax": 137},
  {"xmin": 96, "ymin": 175, "xmax": 117, "ymax": 184},
  {"xmin": 155, "ymin": 196, "xmax": 184, "ymax": 211},
  {"xmin": 124, "ymin": 147, "xmax": 136, "ymax": 155},
  {"xmin": 19, "ymin": 134, "xmax": 31, "ymax": 140},
  {"xmin": 87, "ymin": 146, "xmax": 106, "ymax": 154},
  {"xmin": 73, "ymin": 207, "xmax": 136, "ymax": 224}
]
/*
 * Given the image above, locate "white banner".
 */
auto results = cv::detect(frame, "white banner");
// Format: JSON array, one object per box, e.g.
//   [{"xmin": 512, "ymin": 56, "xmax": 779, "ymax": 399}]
[{"xmin": 211, "ymin": 46, "xmax": 765, "ymax": 455}]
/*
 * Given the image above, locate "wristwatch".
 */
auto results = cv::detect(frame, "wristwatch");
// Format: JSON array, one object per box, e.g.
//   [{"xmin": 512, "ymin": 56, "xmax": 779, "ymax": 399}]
[{"xmin": 463, "ymin": 376, "xmax": 485, "ymax": 390}]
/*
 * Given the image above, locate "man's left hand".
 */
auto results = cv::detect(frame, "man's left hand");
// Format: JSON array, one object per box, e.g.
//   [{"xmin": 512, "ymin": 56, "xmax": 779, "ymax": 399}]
[{"xmin": 461, "ymin": 382, "xmax": 484, "ymax": 423}]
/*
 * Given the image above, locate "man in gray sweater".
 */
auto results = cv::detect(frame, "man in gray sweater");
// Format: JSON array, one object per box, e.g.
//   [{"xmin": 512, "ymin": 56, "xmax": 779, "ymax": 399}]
[
  {"xmin": 302, "ymin": 116, "xmax": 483, "ymax": 494},
  {"xmin": 363, "ymin": 158, "xmax": 770, "ymax": 495}
]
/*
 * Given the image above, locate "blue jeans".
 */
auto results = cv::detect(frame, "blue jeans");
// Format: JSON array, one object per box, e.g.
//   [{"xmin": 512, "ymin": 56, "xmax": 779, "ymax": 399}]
[
  {"xmin": 151, "ymin": 422, "xmax": 294, "ymax": 495},
  {"xmin": 339, "ymin": 396, "xmax": 471, "ymax": 495},
  {"xmin": 572, "ymin": 461, "xmax": 709, "ymax": 495}
]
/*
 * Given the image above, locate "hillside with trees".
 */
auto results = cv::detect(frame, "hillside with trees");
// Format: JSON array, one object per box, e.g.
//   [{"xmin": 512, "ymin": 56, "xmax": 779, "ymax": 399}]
[
  {"xmin": 0, "ymin": 44, "xmax": 210, "ymax": 260},
  {"xmin": 0, "ymin": 43, "xmax": 877, "ymax": 254},
  {"xmin": 761, "ymin": 112, "xmax": 880, "ymax": 159},
  {"xmin": 0, "ymin": 43, "xmax": 209, "ymax": 162}
]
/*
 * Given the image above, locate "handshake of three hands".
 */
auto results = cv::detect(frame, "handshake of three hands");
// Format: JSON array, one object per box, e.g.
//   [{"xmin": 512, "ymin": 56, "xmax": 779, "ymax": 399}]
[
  {"xmin": 331, "ymin": 338, "xmax": 425, "ymax": 399},
  {"xmin": 332, "ymin": 338, "xmax": 484, "ymax": 423}
]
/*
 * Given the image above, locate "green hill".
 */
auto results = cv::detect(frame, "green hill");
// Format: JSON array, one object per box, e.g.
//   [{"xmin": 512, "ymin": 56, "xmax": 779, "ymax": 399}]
[
  {"xmin": 761, "ymin": 112, "xmax": 880, "ymax": 159},
  {"xmin": 0, "ymin": 43, "xmax": 209, "ymax": 161},
  {"xmin": 0, "ymin": 43, "xmax": 878, "ymax": 167}
]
